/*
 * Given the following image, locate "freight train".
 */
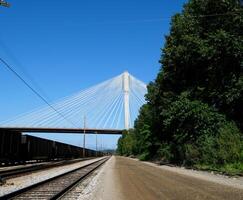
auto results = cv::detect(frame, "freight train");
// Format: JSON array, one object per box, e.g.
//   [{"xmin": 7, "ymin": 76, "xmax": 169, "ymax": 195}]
[{"xmin": 0, "ymin": 130, "xmax": 104, "ymax": 165}]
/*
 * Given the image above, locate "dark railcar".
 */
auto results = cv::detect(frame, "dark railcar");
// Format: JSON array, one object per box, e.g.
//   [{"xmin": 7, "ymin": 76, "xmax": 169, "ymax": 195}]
[
  {"xmin": 22, "ymin": 135, "xmax": 85, "ymax": 160},
  {"xmin": 21, "ymin": 135, "xmax": 54, "ymax": 161},
  {"xmin": 71, "ymin": 145, "xmax": 83, "ymax": 158},
  {"xmin": 55, "ymin": 141, "xmax": 72, "ymax": 159},
  {"xmin": 87, "ymin": 149, "xmax": 96, "ymax": 157},
  {"xmin": 1, "ymin": 133, "xmax": 102, "ymax": 164},
  {"xmin": 0, "ymin": 131, "xmax": 22, "ymax": 164}
]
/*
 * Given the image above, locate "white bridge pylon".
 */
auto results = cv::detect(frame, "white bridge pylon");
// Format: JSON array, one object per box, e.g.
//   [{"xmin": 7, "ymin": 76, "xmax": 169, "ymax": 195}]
[
  {"xmin": 0, "ymin": 72, "xmax": 147, "ymax": 130},
  {"xmin": 123, "ymin": 71, "xmax": 130, "ymax": 130}
]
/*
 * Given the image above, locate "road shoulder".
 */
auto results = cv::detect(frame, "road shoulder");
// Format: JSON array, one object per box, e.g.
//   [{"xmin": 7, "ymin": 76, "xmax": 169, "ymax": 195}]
[{"xmin": 128, "ymin": 157, "xmax": 243, "ymax": 190}]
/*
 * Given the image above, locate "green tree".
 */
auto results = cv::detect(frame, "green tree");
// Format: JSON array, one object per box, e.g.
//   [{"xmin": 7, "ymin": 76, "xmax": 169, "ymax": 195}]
[
  {"xmin": 117, "ymin": 1, "xmax": 243, "ymax": 172},
  {"xmin": 156, "ymin": 0, "xmax": 243, "ymax": 130},
  {"xmin": 160, "ymin": 95, "xmax": 242, "ymax": 165},
  {"xmin": 117, "ymin": 129, "xmax": 137, "ymax": 156}
]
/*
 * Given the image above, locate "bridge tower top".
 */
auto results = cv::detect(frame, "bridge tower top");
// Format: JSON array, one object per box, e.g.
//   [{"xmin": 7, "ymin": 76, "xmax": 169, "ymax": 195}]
[
  {"xmin": 0, "ymin": 71, "xmax": 147, "ymax": 130},
  {"xmin": 123, "ymin": 71, "xmax": 130, "ymax": 130}
]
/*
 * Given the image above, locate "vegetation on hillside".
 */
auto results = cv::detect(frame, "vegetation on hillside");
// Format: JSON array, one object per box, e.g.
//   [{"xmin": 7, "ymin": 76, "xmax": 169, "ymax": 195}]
[{"xmin": 117, "ymin": 0, "xmax": 243, "ymax": 175}]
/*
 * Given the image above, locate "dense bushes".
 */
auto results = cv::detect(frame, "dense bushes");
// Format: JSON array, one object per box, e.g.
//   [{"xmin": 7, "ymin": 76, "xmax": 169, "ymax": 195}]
[
  {"xmin": 117, "ymin": 0, "xmax": 243, "ymax": 174},
  {"xmin": 160, "ymin": 95, "xmax": 238, "ymax": 165},
  {"xmin": 117, "ymin": 130, "xmax": 136, "ymax": 156}
]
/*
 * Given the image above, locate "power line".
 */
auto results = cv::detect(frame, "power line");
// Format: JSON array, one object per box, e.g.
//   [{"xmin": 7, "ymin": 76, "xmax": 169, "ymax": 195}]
[
  {"xmin": 0, "ymin": 38, "xmax": 51, "ymax": 101},
  {"xmin": 96, "ymin": 11, "xmax": 242, "ymax": 25},
  {"xmin": 0, "ymin": 57, "xmax": 78, "ymax": 128}
]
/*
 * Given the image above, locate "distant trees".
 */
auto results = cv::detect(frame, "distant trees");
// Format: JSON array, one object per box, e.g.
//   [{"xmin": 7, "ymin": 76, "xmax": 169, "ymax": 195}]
[{"xmin": 117, "ymin": 0, "xmax": 243, "ymax": 173}]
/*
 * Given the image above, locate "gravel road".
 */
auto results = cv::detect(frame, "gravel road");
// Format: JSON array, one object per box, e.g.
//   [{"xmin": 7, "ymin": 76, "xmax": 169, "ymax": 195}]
[{"xmin": 80, "ymin": 156, "xmax": 243, "ymax": 200}]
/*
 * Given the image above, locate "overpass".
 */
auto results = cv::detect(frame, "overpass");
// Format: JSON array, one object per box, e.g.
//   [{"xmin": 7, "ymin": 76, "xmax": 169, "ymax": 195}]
[{"xmin": 0, "ymin": 127, "xmax": 123, "ymax": 134}]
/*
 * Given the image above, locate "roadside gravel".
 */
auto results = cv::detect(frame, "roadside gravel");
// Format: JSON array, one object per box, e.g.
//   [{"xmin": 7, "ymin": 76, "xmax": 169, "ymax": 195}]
[
  {"xmin": 140, "ymin": 159, "xmax": 243, "ymax": 190},
  {"xmin": 75, "ymin": 156, "xmax": 124, "ymax": 200}
]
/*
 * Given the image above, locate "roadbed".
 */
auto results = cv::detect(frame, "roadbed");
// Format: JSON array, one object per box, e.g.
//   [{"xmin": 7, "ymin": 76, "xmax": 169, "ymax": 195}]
[{"xmin": 75, "ymin": 156, "xmax": 243, "ymax": 200}]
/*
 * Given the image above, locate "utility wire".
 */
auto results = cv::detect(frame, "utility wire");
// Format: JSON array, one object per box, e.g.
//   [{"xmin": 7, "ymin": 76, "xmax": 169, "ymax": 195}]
[
  {"xmin": 0, "ymin": 38, "xmax": 50, "ymax": 101},
  {"xmin": 0, "ymin": 57, "xmax": 78, "ymax": 128},
  {"xmin": 97, "ymin": 11, "xmax": 243, "ymax": 25}
]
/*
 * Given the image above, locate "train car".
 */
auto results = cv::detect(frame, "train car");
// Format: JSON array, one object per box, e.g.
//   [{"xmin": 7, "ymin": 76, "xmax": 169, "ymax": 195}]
[
  {"xmin": 85, "ymin": 149, "xmax": 89, "ymax": 157},
  {"xmin": 0, "ymin": 131, "xmax": 22, "ymax": 164},
  {"xmin": 21, "ymin": 135, "xmax": 88, "ymax": 161},
  {"xmin": 1, "ymin": 133, "xmax": 103, "ymax": 164},
  {"xmin": 70, "ymin": 145, "xmax": 83, "ymax": 158},
  {"xmin": 21, "ymin": 135, "xmax": 54, "ymax": 161},
  {"xmin": 55, "ymin": 141, "xmax": 72, "ymax": 159}
]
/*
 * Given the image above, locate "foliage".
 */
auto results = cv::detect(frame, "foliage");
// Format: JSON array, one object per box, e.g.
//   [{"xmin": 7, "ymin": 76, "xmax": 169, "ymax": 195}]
[
  {"xmin": 161, "ymin": 95, "xmax": 226, "ymax": 143},
  {"xmin": 185, "ymin": 122, "xmax": 243, "ymax": 166},
  {"xmin": 195, "ymin": 162, "xmax": 243, "ymax": 176},
  {"xmin": 160, "ymin": 96, "xmax": 229, "ymax": 164},
  {"xmin": 157, "ymin": 143, "xmax": 173, "ymax": 163},
  {"xmin": 117, "ymin": 0, "xmax": 243, "ymax": 173},
  {"xmin": 159, "ymin": 0, "xmax": 243, "ymax": 129},
  {"xmin": 116, "ymin": 130, "xmax": 136, "ymax": 156},
  {"xmin": 138, "ymin": 152, "xmax": 150, "ymax": 161}
]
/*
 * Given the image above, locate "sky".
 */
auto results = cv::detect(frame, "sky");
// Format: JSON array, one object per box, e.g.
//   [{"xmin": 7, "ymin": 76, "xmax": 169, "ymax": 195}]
[{"xmin": 0, "ymin": 0, "xmax": 187, "ymax": 150}]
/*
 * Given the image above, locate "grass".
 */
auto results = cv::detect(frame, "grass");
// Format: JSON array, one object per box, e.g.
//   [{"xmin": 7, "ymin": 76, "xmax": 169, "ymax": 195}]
[
  {"xmin": 138, "ymin": 152, "xmax": 150, "ymax": 161},
  {"xmin": 194, "ymin": 162, "xmax": 243, "ymax": 176}
]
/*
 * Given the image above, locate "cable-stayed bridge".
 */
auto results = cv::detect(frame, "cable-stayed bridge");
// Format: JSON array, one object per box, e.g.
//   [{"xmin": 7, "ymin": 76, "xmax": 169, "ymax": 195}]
[{"xmin": 0, "ymin": 71, "xmax": 147, "ymax": 134}]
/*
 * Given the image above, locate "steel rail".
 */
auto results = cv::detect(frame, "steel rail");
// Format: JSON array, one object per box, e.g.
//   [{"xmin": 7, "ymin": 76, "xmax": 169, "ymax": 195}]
[
  {"xmin": 0, "ymin": 157, "xmax": 94, "ymax": 181},
  {"xmin": 0, "ymin": 157, "xmax": 109, "ymax": 200}
]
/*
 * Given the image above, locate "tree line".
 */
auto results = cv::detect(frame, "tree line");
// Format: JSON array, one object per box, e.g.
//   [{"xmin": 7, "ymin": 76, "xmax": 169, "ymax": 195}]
[{"xmin": 117, "ymin": 0, "xmax": 243, "ymax": 174}]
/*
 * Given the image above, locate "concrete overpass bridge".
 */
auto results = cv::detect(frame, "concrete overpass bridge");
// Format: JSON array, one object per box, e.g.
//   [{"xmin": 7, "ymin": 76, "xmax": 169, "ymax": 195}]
[{"xmin": 0, "ymin": 127, "xmax": 122, "ymax": 134}]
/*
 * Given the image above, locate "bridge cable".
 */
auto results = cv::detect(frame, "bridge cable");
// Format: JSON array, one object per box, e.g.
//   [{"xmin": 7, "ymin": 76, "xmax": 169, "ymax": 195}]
[{"xmin": 0, "ymin": 57, "xmax": 78, "ymax": 128}]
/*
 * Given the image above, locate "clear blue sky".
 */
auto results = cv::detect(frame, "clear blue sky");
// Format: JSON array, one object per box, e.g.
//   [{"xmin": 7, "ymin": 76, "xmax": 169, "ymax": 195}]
[{"xmin": 0, "ymin": 0, "xmax": 186, "ymax": 150}]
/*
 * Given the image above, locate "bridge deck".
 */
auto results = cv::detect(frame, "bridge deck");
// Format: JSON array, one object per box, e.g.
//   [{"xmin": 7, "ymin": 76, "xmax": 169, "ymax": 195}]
[{"xmin": 0, "ymin": 127, "xmax": 123, "ymax": 134}]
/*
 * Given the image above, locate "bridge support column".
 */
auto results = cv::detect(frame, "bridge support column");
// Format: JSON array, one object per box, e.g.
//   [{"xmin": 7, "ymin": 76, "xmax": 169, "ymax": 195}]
[{"xmin": 123, "ymin": 71, "xmax": 130, "ymax": 130}]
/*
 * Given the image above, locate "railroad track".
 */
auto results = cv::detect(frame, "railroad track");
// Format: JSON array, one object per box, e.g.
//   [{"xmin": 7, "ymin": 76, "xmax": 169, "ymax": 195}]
[
  {"xmin": 0, "ymin": 157, "xmax": 109, "ymax": 200},
  {"xmin": 0, "ymin": 157, "xmax": 94, "ymax": 181}
]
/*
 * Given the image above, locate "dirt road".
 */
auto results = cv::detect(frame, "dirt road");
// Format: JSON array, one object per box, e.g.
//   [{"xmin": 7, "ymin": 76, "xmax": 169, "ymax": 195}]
[{"xmin": 86, "ymin": 156, "xmax": 243, "ymax": 200}]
